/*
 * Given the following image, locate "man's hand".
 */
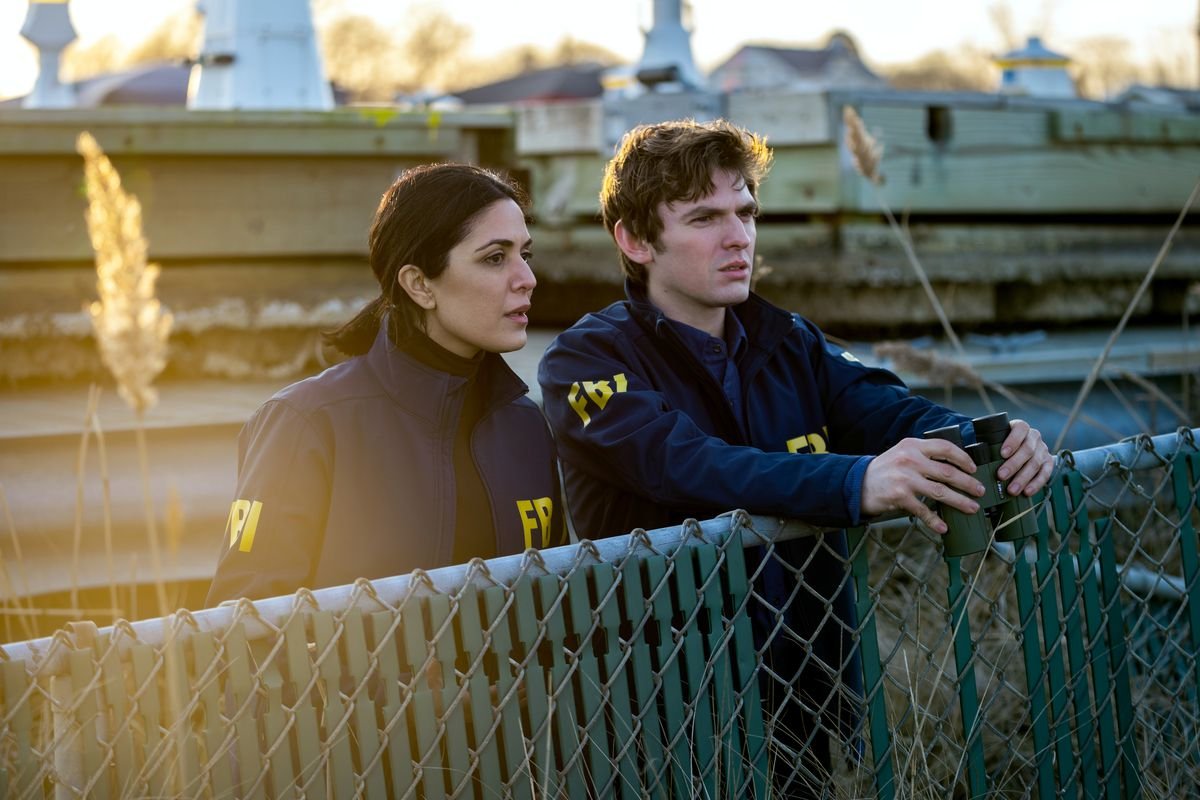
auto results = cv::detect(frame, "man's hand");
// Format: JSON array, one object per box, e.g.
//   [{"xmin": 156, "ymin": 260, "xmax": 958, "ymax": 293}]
[
  {"xmin": 996, "ymin": 419, "xmax": 1053, "ymax": 497},
  {"xmin": 861, "ymin": 438, "xmax": 985, "ymax": 534}
]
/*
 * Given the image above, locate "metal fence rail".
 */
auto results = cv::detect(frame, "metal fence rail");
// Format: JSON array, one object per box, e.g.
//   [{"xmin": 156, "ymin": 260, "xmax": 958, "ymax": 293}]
[{"xmin": 1, "ymin": 428, "xmax": 1197, "ymax": 798}]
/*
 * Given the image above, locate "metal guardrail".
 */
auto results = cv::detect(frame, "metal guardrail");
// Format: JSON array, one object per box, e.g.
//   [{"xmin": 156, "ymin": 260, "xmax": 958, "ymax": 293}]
[{"xmin": 0, "ymin": 428, "xmax": 1197, "ymax": 798}]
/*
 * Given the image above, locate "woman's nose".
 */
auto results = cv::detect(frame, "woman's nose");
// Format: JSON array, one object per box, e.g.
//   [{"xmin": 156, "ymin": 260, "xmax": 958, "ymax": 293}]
[{"xmin": 512, "ymin": 257, "xmax": 536, "ymax": 291}]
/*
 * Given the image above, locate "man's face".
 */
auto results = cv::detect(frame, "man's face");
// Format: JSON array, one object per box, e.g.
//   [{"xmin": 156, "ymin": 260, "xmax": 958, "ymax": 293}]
[{"xmin": 637, "ymin": 169, "xmax": 757, "ymax": 334}]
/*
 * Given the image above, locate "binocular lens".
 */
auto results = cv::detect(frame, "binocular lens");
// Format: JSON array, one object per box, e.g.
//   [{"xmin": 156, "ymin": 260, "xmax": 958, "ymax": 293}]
[
  {"xmin": 972, "ymin": 412, "xmax": 1010, "ymax": 445},
  {"xmin": 923, "ymin": 425, "xmax": 963, "ymax": 446}
]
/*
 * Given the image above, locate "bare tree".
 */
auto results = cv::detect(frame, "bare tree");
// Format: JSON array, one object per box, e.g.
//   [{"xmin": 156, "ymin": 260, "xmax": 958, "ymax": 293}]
[
  {"xmin": 401, "ymin": 5, "xmax": 471, "ymax": 91},
  {"xmin": 1072, "ymin": 36, "xmax": 1139, "ymax": 99},
  {"xmin": 319, "ymin": 14, "xmax": 404, "ymax": 101},
  {"xmin": 61, "ymin": 35, "xmax": 123, "ymax": 82},
  {"xmin": 988, "ymin": 1, "xmax": 1021, "ymax": 51},
  {"xmin": 126, "ymin": 10, "xmax": 202, "ymax": 65},
  {"xmin": 61, "ymin": 10, "xmax": 200, "ymax": 83},
  {"xmin": 884, "ymin": 47, "xmax": 995, "ymax": 92},
  {"xmin": 447, "ymin": 36, "xmax": 623, "ymax": 91}
]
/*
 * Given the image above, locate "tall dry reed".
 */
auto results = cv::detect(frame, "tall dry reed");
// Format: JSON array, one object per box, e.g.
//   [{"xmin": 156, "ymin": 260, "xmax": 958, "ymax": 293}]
[
  {"xmin": 842, "ymin": 106, "xmax": 993, "ymax": 414},
  {"xmin": 77, "ymin": 131, "xmax": 173, "ymax": 617}
]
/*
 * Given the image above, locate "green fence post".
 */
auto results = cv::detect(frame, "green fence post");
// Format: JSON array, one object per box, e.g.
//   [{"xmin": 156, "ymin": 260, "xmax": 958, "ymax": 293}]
[
  {"xmin": 511, "ymin": 577, "xmax": 554, "ymax": 798},
  {"xmin": 222, "ymin": 624, "xmax": 267, "ymax": 800},
  {"xmin": 1032, "ymin": 497, "xmax": 1078, "ymax": 799},
  {"xmin": 455, "ymin": 584, "xmax": 506, "ymax": 799},
  {"xmin": 339, "ymin": 608, "xmax": 389, "ymax": 798},
  {"xmin": 1063, "ymin": 470, "xmax": 1121, "ymax": 799},
  {"xmin": 721, "ymin": 530, "xmax": 769, "ymax": 799},
  {"xmin": 533, "ymin": 573, "xmax": 587, "ymax": 799},
  {"xmin": 68, "ymin": 647, "xmax": 108, "ymax": 800},
  {"xmin": 96, "ymin": 634, "xmax": 137, "ymax": 799},
  {"xmin": 672, "ymin": 545, "xmax": 712, "ymax": 798},
  {"xmin": 250, "ymin": 635, "xmax": 297, "ymax": 798},
  {"xmin": 563, "ymin": 565, "xmax": 615, "ymax": 796},
  {"xmin": 480, "ymin": 585, "xmax": 534, "ymax": 800},
  {"xmin": 619, "ymin": 553, "xmax": 668, "ymax": 799},
  {"xmin": 367, "ymin": 610, "xmax": 418, "ymax": 800},
  {"xmin": 130, "ymin": 643, "xmax": 168, "ymax": 799},
  {"xmin": 1171, "ymin": 452, "xmax": 1200, "ymax": 718},
  {"xmin": 427, "ymin": 594, "xmax": 474, "ymax": 798},
  {"xmin": 944, "ymin": 555, "xmax": 988, "ymax": 798},
  {"xmin": 189, "ymin": 630, "xmax": 234, "ymax": 799},
  {"xmin": 310, "ymin": 610, "xmax": 358, "ymax": 799},
  {"xmin": 1094, "ymin": 517, "xmax": 1142, "ymax": 798},
  {"xmin": 2, "ymin": 661, "xmax": 37, "ymax": 798},
  {"xmin": 694, "ymin": 544, "xmax": 739, "ymax": 799},
  {"xmin": 1013, "ymin": 537, "xmax": 1056, "ymax": 799},
  {"xmin": 280, "ymin": 613, "xmax": 324, "ymax": 800},
  {"xmin": 589, "ymin": 562, "xmax": 641, "ymax": 799},
  {"xmin": 847, "ymin": 525, "xmax": 895, "ymax": 800},
  {"xmin": 1048, "ymin": 476, "xmax": 1101, "ymax": 799},
  {"xmin": 645, "ymin": 553, "xmax": 692, "ymax": 797},
  {"xmin": 401, "ymin": 597, "xmax": 447, "ymax": 800}
]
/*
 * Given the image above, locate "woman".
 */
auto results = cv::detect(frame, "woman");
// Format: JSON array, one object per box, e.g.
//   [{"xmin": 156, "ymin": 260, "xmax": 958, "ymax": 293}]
[{"xmin": 207, "ymin": 164, "xmax": 565, "ymax": 604}]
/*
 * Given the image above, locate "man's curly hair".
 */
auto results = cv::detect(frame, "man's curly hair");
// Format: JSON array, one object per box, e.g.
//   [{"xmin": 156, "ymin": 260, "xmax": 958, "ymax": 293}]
[{"xmin": 600, "ymin": 119, "xmax": 773, "ymax": 286}]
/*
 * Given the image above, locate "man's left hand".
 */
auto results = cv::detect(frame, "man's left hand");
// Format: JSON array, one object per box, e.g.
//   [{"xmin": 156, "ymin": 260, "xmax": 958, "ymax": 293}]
[{"xmin": 997, "ymin": 419, "xmax": 1053, "ymax": 496}]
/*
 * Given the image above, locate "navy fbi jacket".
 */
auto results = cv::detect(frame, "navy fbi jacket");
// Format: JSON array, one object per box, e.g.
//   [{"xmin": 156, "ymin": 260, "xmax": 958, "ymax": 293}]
[
  {"xmin": 207, "ymin": 325, "xmax": 565, "ymax": 605},
  {"xmin": 538, "ymin": 285, "xmax": 970, "ymax": 540}
]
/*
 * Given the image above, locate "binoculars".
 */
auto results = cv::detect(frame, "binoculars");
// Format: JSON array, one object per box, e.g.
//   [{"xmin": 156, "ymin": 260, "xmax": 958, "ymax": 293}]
[{"xmin": 923, "ymin": 412, "xmax": 1039, "ymax": 557}]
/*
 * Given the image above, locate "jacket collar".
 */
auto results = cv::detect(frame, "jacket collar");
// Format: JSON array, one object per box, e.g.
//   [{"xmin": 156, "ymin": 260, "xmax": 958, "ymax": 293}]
[
  {"xmin": 365, "ymin": 322, "xmax": 528, "ymax": 424},
  {"xmin": 623, "ymin": 278, "xmax": 794, "ymax": 353}
]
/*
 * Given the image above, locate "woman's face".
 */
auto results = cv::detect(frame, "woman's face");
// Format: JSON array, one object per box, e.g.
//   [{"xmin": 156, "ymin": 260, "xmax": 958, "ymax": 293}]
[{"xmin": 421, "ymin": 198, "xmax": 536, "ymax": 358}]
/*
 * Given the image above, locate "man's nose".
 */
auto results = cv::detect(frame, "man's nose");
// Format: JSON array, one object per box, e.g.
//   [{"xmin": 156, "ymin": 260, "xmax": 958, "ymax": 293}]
[{"xmin": 725, "ymin": 217, "xmax": 752, "ymax": 249}]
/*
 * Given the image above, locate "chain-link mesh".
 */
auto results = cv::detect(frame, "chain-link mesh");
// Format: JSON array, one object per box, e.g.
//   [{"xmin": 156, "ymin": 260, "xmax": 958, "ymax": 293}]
[{"xmin": 1, "ymin": 428, "xmax": 1197, "ymax": 799}]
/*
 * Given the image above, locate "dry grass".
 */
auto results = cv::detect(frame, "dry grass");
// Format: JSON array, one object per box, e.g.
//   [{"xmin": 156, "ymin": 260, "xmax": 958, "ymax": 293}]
[
  {"xmin": 76, "ymin": 131, "xmax": 172, "ymax": 415},
  {"xmin": 77, "ymin": 130, "xmax": 173, "ymax": 618}
]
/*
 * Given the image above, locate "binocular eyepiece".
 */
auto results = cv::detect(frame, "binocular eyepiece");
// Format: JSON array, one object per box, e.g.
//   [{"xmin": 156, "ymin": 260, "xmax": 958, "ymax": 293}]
[{"xmin": 923, "ymin": 412, "xmax": 1039, "ymax": 557}]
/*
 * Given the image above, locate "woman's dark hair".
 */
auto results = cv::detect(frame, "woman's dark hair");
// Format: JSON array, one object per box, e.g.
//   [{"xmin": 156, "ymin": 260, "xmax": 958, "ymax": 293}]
[{"xmin": 325, "ymin": 163, "xmax": 528, "ymax": 355}]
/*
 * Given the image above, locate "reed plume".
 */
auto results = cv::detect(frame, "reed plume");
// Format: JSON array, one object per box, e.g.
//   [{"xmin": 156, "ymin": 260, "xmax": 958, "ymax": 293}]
[
  {"xmin": 76, "ymin": 131, "xmax": 172, "ymax": 414},
  {"xmin": 77, "ymin": 131, "xmax": 172, "ymax": 616},
  {"xmin": 841, "ymin": 106, "xmax": 994, "ymax": 411},
  {"xmin": 843, "ymin": 105, "xmax": 883, "ymax": 185}
]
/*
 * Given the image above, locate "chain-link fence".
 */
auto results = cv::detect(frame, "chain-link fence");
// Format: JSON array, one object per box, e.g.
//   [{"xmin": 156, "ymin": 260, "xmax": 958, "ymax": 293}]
[{"xmin": 1, "ymin": 428, "xmax": 1197, "ymax": 799}]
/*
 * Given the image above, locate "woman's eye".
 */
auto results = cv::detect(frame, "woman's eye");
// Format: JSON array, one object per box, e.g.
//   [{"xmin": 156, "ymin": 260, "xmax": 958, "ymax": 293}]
[
  {"xmin": 485, "ymin": 252, "xmax": 505, "ymax": 265},
  {"xmin": 521, "ymin": 251, "xmax": 534, "ymax": 263}
]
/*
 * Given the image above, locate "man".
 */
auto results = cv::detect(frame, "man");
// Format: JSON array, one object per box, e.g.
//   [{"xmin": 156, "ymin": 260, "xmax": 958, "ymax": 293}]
[{"xmin": 537, "ymin": 119, "xmax": 1053, "ymax": 792}]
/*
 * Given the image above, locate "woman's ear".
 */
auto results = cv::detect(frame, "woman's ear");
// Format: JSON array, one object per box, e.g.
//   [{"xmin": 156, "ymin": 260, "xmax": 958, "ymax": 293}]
[
  {"xmin": 614, "ymin": 220, "xmax": 655, "ymax": 265},
  {"xmin": 397, "ymin": 264, "xmax": 436, "ymax": 310}
]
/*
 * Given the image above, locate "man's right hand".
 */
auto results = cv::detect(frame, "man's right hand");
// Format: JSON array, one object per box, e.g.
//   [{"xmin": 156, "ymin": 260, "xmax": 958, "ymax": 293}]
[{"xmin": 860, "ymin": 438, "xmax": 986, "ymax": 534}]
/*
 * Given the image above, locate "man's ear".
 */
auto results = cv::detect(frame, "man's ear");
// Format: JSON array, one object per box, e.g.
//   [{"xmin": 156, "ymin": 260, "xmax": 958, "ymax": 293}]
[
  {"xmin": 397, "ymin": 264, "xmax": 436, "ymax": 310},
  {"xmin": 614, "ymin": 220, "xmax": 655, "ymax": 265}
]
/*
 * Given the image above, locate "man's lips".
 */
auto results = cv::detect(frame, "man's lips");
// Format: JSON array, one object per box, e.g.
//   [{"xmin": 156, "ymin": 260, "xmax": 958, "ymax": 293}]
[{"xmin": 719, "ymin": 261, "xmax": 750, "ymax": 273}]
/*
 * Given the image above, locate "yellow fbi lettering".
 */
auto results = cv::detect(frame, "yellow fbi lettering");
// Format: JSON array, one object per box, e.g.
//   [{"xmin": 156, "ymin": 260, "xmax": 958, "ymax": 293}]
[
  {"xmin": 225, "ymin": 499, "xmax": 263, "ymax": 553},
  {"xmin": 786, "ymin": 426, "xmax": 830, "ymax": 454},
  {"xmin": 567, "ymin": 373, "xmax": 628, "ymax": 426},
  {"xmin": 516, "ymin": 497, "xmax": 554, "ymax": 549}
]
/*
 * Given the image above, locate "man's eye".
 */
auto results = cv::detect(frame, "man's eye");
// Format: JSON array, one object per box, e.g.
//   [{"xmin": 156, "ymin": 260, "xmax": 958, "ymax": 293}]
[{"xmin": 691, "ymin": 215, "xmax": 712, "ymax": 224}]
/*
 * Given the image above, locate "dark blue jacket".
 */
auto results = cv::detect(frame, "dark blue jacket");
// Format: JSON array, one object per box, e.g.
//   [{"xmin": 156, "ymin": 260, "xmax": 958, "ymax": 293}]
[
  {"xmin": 538, "ymin": 285, "xmax": 970, "ymax": 539},
  {"xmin": 207, "ymin": 325, "xmax": 565, "ymax": 604},
  {"xmin": 538, "ymin": 285, "xmax": 970, "ymax": 734}
]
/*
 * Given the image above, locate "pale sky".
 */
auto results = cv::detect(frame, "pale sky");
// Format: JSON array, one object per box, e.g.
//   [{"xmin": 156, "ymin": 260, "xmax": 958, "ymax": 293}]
[{"xmin": 1, "ymin": 0, "xmax": 1195, "ymax": 100}]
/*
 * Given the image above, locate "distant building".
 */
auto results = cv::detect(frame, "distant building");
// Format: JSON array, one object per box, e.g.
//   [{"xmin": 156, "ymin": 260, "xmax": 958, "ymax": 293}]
[
  {"xmin": 994, "ymin": 36, "xmax": 1075, "ymax": 99},
  {"xmin": 708, "ymin": 33, "xmax": 887, "ymax": 93},
  {"xmin": 0, "ymin": 62, "xmax": 190, "ymax": 108},
  {"xmin": 1116, "ymin": 84, "xmax": 1200, "ymax": 111},
  {"xmin": 450, "ymin": 63, "xmax": 607, "ymax": 106}
]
